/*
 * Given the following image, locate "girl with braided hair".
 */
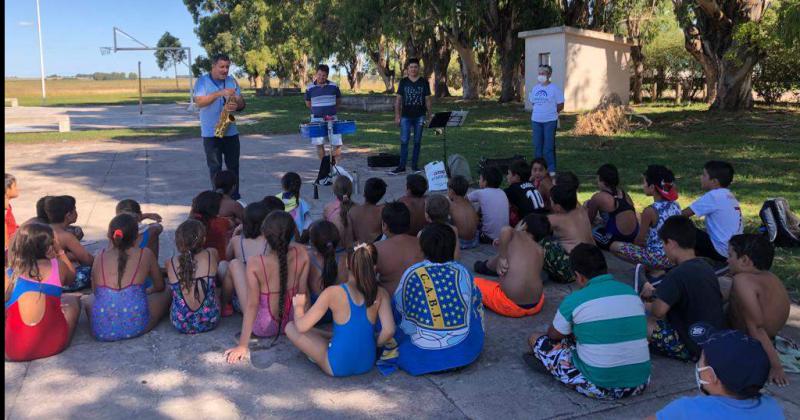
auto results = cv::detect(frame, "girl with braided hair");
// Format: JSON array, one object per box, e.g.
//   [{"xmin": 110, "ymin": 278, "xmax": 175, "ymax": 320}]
[
  {"xmin": 275, "ymin": 172, "xmax": 311, "ymax": 234},
  {"xmin": 286, "ymin": 242, "xmax": 396, "ymax": 377},
  {"xmin": 324, "ymin": 176, "xmax": 355, "ymax": 248},
  {"xmin": 225, "ymin": 211, "xmax": 309, "ymax": 364},
  {"xmin": 166, "ymin": 219, "xmax": 221, "ymax": 334},
  {"xmin": 84, "ymin": 214, "xmax": 170, "ymax": 342},
  {"xmin": 306, "ymin": 220, "xmax": 348, "ymax": 324}
]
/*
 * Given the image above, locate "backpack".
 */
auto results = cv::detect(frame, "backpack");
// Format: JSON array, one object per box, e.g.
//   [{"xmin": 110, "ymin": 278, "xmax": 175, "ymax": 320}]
[
  {"xmin": 759, "ymin": 198, "xmax": 800, "ymax": 247},
  {"xmin": 447, "ymin": 154, "xmax": 471, "ymax": 183},
  {"xmin": 477, "ymin": 154, "xmax": 526, "ymax": 178}
]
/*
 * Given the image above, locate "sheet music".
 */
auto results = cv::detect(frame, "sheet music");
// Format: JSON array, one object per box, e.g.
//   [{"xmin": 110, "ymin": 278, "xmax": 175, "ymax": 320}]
[{"xmin": 447, "ymin": 110, "xmax": 468, "ymax": 127}]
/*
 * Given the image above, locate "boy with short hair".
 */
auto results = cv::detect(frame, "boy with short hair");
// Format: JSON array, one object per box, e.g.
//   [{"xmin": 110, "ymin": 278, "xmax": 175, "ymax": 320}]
[
  {"xmin": 649, "ymin": 323, "xmax": 785, "ymax": 419},
  {"xmin": 547, "ymin": 184, "xmax": 593, "ymax": 253},
  {"xmin": 727, "ymin": 233, "xmax": 791, "ymax": 386},
  {"xmin": 467, "ymin": 166, "xmax": 510, "ymax": 243},
  {"xmin": 348, "ymin": 177, "xmax": 387, "ymax": 244},
  {"xmin": 528, "ymin": 243, "xmax": 650, "ymax": 400},
  {"xmin": 505, "ymin": 159, "xmax": 546, "ymax": 226},
  {"xmin": 682, "ymin": 160, "xmax": 743, "ymax": 262},
  {"xmin": 640, "ymin": 215, "xmax": 726, "ymax": 361},
  {"xmin": 529, "ymin": 158, "xmax": 553, "ymax": 212},
  {"xmin": 399, "ymin": 174, "xmax": 428, "ymax": 236},
  {"xmin": 45, "ymin": 195, "xmax": 94, "ymax": 291},
  {"xmin": 447, "ymin": 175, "xmax": 480, "ymax": 250},
  {"xmin": 474, "ymin": 214, "xmax": 546, "ymax": 318},
  {"xmin": 554, "ymin": 170, "xmax": 580, "ymax": 191},
  {"xmin": 374, "ymin": 202, "xmax": 424, "ymax": 294},
  {"xmin": 425, "ymin": 194, "xmax": 460, "ymax": 260}
]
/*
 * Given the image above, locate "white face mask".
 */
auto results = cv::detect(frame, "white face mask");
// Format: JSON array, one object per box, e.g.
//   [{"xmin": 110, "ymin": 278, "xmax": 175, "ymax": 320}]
[
  {"xmin": 537, "ymin": 75, "xmax": 548, "ymax": 83},
  {"xmin": 695, "ymin": 363, "xmax": 713, "ymax": 395}
]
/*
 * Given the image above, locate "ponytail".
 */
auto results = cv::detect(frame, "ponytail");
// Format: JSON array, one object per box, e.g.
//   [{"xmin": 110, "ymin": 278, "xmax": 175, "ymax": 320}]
[
  {"xmin": 309, "ymin": 220, "xmax": 341, "ymax": 290},
  {"xmin": 333, "ymin": 176, "xmax": 354, "ymax": 228},
  {"xmin": 263, "ymin": 211, "xmax": 296, "ymax": 341},
  {"xmin": 597, "ymin": 164, "xmax": 620, "ymax": 196},
  {"xmin": 108, "ymin": 214, "xmax": 138, "ymax": 289},
  {"xmin": 175, "ymin": 219, "xmax": 207, "ymax": 302},
  {"xmin": 281, "ymin": 172, "xmax": 302, "ymax": 205},
  {"xmin": 349, "ymin": 243, "xmax": 378, "ymax": 307}
]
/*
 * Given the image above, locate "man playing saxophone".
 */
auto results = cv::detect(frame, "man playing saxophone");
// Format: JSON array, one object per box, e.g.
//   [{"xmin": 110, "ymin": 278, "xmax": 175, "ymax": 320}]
[{"xmin": 194, "ymin": 53, "xmax": 246, "ymax": 200}]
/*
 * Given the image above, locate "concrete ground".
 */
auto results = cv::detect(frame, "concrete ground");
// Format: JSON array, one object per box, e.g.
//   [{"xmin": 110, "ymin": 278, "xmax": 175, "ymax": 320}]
[
  {"xmin": 4, "ymin": 104, "xmax": 254, "ymax": 133},
  {"xmin": 5, "ymin": 135, "xmax": 800, "ymax": 419}
]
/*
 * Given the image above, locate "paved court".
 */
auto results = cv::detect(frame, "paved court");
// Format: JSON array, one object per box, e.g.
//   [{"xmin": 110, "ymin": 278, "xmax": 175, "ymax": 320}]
[{"xmin": 5, "ymin": 135, "xmax": 800, "ymax": 419}]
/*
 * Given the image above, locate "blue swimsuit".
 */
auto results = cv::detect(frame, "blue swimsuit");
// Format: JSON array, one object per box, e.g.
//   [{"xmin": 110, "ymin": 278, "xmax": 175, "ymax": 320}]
[
  {"xmin": 91, "ymin": 249, "xmax": 150, "ymax": 342},
  {"xmin": 327, "ymin": 284, "xmax": 377, "ymax": 377}
]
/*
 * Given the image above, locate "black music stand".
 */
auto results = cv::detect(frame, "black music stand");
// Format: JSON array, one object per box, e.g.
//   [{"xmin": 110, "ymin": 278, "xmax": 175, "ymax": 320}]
[{"xmin": 427, "ymin": 110, "xmax": 468, "ymax": 173}]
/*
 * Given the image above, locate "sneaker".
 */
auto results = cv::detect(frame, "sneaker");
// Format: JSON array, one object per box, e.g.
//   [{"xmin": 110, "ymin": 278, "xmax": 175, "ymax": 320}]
[
  {"xmin": 221, "ymin": 303, "xmax": 234, "ymax": 317},
  {"xmin": 314, "ymin": 176, "xmax": 333, "ymax": 186},
  {"xmin": 522, "ymin": 352, "xmax": 550, "ymax": 375},
  {"xmin": 473, "ymin": 260, "xmax": 499, "ymax": 277},
  {"xmin": 411, "ymin": 166, "xmax": 421, "ymax": 173},
  {"xmin": 388, "ymin": 167, "xmax": 406, "ymax": 175}
]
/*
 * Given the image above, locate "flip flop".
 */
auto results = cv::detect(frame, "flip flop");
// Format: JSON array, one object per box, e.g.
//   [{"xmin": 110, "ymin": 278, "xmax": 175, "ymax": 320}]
[{"xmin": 522, "ymin": 351, "xmax": 550, "ymax": 375}]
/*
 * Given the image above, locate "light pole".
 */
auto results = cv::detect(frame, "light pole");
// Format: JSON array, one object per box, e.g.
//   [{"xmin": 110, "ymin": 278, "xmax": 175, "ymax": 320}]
[{"xmin": 35, "ymin": 0, "xmax": 46, "ymax": 103}]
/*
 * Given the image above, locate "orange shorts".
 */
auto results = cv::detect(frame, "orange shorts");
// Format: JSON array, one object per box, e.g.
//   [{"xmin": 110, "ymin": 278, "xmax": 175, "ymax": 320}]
[{"xmin": 475, "ymin": 277, "xmax": 544, "ymax": 318}]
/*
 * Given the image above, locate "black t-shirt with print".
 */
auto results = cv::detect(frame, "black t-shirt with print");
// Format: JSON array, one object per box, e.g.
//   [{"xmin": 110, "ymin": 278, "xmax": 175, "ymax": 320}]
[
  {"xmin": 655, "ymin": 257, "xmax": 726, "ymax": 358},
  {"xmin": 504, "ymin": 182, "xmax": 547, "ymax": 218},
  {"xmin": 397, "ymin": 77, "xmax": 431, "ymax": 118}
]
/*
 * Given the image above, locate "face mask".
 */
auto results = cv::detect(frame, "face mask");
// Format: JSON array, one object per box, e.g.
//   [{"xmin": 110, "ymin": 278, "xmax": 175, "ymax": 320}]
[
  {"xmin": 537, "ymin": 75, "xmax": 547, "ymax": 83},
  {"xmin": 695, "ymin": 363, "xmax": 713, "ymax": 395}
]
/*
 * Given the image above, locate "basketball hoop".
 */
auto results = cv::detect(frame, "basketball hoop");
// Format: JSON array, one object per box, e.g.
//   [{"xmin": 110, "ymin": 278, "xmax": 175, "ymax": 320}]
[{"xmin": 99, "ymin": 47, "xmax": 113, "ymax": 56}]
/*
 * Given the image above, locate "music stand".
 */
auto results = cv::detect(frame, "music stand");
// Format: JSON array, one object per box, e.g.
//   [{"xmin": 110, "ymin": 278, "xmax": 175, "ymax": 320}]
[{"xmin": 427, "ymin": 110, "xmax": 468, "ymax": 173}]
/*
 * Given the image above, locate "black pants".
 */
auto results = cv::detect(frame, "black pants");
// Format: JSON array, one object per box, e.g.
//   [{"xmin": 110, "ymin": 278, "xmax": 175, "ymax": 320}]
[
  {"xmin": 203, "ymin": 135, "xmax": 240, "ymax": 200},
  {"xmin": 694, "ymin": 228, "xmax": 727, "ymax": 262}
]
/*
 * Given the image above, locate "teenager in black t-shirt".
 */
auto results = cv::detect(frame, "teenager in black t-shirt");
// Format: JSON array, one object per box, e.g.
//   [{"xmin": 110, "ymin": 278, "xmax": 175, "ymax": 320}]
[
  {"xmin": 504, "ymin": 160, "xmax": 547, "ymax": 226},
  {"xmin": 391, "ymin": 58, "xmax": 432, "ymax": 175},
  {"xmin": 640, "ymin": 215, "xmax": 726, "ymax": 361}
]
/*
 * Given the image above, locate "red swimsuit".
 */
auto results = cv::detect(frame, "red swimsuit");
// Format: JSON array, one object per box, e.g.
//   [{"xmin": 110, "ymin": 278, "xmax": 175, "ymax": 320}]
[{"xmin": 4, "ymin": 259, "xmax": 69, "ymax": 362}]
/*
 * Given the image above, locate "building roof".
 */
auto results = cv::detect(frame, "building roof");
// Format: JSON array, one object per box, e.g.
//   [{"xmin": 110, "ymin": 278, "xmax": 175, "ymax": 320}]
[{"xmin": 518, "ymin": 25, "xmax": 633, "ymax": 46}]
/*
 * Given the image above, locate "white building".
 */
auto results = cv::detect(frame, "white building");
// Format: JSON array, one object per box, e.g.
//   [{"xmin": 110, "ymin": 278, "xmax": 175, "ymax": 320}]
[{"xmin": 518, "ymin": 26, "xmax": 632, "ymax": 112}]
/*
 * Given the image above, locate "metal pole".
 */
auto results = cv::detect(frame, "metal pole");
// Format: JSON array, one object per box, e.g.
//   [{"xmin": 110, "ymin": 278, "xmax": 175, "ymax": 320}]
[
  {"xmin": 35, "ymin": 0, "xmax": 46, "ymax": 103},
  {"xmin": 138, "ymin": 61, "xmax": 143, "ymax": 115},
  {"xmin": 187, "ymin": 47, "xmax": 195, "ymax": 111}
]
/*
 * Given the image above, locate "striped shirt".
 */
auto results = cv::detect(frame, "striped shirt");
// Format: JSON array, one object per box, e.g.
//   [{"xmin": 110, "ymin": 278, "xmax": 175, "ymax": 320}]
[
  {"xmin": 304, "ymin": 81, "xmax": 341, "ymax": 117},
  {"xmin": 552, "ymin": 274, "xmax": 650, "ymax": 388}
]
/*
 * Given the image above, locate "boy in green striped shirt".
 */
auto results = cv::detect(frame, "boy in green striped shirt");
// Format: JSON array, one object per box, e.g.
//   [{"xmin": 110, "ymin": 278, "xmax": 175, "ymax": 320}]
[{"xmin": 527, "ymin": 244, "xmax": 651, "ymax": 399}]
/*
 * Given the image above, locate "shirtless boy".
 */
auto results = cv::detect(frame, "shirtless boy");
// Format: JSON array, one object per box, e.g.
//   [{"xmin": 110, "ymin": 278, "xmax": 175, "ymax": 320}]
[
  {"xmin": 547, "ymin": 184, "xmax": 593, "ymax": 252},
  {"xmin": 348, "ymin": 177, "xmax": 387, "ymax": 244},
  {"xmin": 374, "ymin": 202, "xmax": 424, "ymax": 295},
  {"xmin": 474, "ymin": 214, "xmax": 546, "ymax": 317},
  {"xmin": 727, "ymin": 233, "xmax": 791, "ymax": 386},
  {"xmin": 45, "ymin": 195, "xmax": 94, "ymax": 290},
  {"xmin": 399, "ymin": 174, "xmax": 428, "ymax": 236},
  {"xmin": 447, "ymin": 175, "xmax": 480, "ymax": 250},
  {"xmin": 214, "ymin": 170, "xmax": 245, "ymax": 226}
]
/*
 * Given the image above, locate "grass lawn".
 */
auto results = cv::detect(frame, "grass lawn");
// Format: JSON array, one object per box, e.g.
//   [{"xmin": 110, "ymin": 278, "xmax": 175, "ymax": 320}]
[{"xmin": 5, "ymin": 91, "xmax": 799, "ymax": 292}]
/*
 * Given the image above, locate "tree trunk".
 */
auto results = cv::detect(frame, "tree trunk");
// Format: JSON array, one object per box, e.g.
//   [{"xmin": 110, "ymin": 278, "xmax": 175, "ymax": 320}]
[
  {"xmin": 450, "ymin": 37, "xmax": 481, "ymax": 99},
  {"xmin": 369, "ymin": 39, "xmax": 395, "ymax": 93},
  {"xmin": 631, "ymin": 44, "xmax": 644, "ymax": 104},
  {"xmin": 432, "ymin": 26, "xmax": 452, "ymax": 98},
  {"xmin": 174, "ymin": 63, "xmax": 179, "ymax": 89}
]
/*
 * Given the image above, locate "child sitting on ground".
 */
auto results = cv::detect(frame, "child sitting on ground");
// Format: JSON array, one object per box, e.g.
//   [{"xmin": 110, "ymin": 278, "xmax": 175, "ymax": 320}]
[
  {"xmin": 682, "ymin": 160, "xmax": 743, "ymax": 263},
  {"xmin": 399, "ymin": 174, "xmax": 428, "ymax": 236},
  {"xmin": 505, "ymin": 160, "xmax": 546, "ymax": 226},
  {"xmin": 374, "ymin": 202, "xmax": 424, "ymax": 295},
  {"xmin": 528, "ymin": 243, "xmax": 650, "ymax": 400},
  {"xmin": 5, "ymin": 173, "xmax": 19, "ymax": 249},
  {"xmin": 547, "ymin": 184, "xmax": 593, "ymax": 253},
  {"xmin": 166, "ymin": 219, "xmax": 221, "ymax": 334},
  {"xmin": 116, "ymin": 199, "xmax": 164, "ymax": 260},
  {"xmin": 474, "ymin": 214, "xmax": 546, "ymax": 318},
  {"xmin": 191, "ymin": 191, "xmax": 233, "ymax": 261},
  {"xmin": 727, "ymin": 233, "xmax": 791, "ymax": 386},
  {"xmin": 610, "ymin": 165, "xmax": 681, "ymax": 270},
  {"xmin": 222, "ymin": 201, "xmax": 271, "ymax": 316},
  {"xmin": 261, "ymin": 195, "xmax": 286, "ymax": 213},
  {"xmin": 83, "ymin": 214, "xmax": 171, "ymax": 342},
  {"xmin": 529, "ymin": 158, "xmax": 553, "ymax": 212},
  {"xmin": 554, "ymin": 171, "xmax": 580, "ymax": 190},
  {"xmin": 306, "ymin": 220, "xmax": 348, "ymax": 324},
  {"xmin": 447, "ymin": 176, "xmax": 480, "ymax": 250},
  {"xmin": 4, "ymin": 223, "xmax": 81, "ymax": 362},
  {"xmin": 585, "ymin": 164, "xmax": 639, "ymax": 249},
  {"xmin": 425, "ymin": 194, "xmax": 460, "ymax": 260},
  {"xmin": 276, "ymin": 172, "xmax": 311, "ymax": 234},
  {"xmin": 639, "ymin": 215, "xmax": 726, "ymax": 361},
  {"xmin": 45, "ymin": 196, "xmax": 94, "ymax": 291},
  {"xmin": 225, "ymin": 211, "xmax": 310, "ymax": 364},
  {"xmin": 348, "ymin": 177, "xmax": 387, "ymax": 244},
  {"xmin": 214, "ymin": 170, "xmax": 245, "ymax": 226},
  {"xmin": 467, "ymin": 166, "xmax": 510, "ymax": 243},
  {"xmin": 286, "ymin": 242, "xmax": 395, "ymax": 377},
  {"xmin": 325, "ymin": 176, "xmax": 355, "ymax": 248}
]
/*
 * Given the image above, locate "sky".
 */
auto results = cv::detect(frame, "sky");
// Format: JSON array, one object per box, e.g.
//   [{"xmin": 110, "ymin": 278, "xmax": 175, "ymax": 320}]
[{"xmin": 5, "ymin": 0, "xmax": 210, "ymax": 78}]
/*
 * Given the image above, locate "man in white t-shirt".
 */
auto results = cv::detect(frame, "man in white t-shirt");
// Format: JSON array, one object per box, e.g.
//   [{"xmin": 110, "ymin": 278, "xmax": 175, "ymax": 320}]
[
  {"xmin": 682, "ymin": 161, "xmax": 743, "ymax": 261},
  {"xmin": 528, "ymin": 65, "xmax": 564, "ymax": 176}
]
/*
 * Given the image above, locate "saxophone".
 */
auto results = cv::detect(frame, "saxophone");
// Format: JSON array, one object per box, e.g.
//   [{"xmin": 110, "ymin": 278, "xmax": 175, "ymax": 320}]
[{"xmin": 214, "ymin": 97, "xmax": 236, "ymax": 138}]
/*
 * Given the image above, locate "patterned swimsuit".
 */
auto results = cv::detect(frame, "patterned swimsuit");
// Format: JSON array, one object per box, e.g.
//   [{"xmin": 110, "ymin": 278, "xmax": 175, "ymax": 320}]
[
  {"xmin": 91, "ymin": 249, "xmax": 150, "ymax": 342},
  {"xmin": 169, "ymin": 251, "xmax": 221, "ymax": 334}
]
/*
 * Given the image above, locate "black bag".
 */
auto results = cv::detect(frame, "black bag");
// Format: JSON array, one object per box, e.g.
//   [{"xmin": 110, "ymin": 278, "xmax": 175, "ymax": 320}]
[
  {"xmin": 477, "ymin": 154, "xmax": 526, "ymax": 177},
  {"xmin": 759, "ymin": 198, "xmax": 800, "ymax": 247},
  {"xmin": 367, "ymin": 153, "xmax": 400, "ymax": 168}
]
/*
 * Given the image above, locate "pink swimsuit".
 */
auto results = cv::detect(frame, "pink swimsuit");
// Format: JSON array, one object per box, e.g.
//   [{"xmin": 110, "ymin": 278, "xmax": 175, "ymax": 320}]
[{"xmin": 251, "ymin": 249, "xmax": 300, "ymax": 337}]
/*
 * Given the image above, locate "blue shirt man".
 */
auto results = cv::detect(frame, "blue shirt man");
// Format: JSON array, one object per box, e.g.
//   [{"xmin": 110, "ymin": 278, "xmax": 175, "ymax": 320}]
[{"xmin": 193, "ymin": 53, "xmax": 245, "ymax": 199}]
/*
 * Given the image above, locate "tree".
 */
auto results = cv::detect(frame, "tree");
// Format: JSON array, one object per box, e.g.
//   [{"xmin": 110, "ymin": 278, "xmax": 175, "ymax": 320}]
[
  {"xmin": 128, "ymin": 72, "xmax": 138, "ymax": 80},
  {"xmin": 427, "ymin": 0, "xmax": 484, "ymax": 99},
  {"xmin": 191, "ymin": 55, "xmax": 211, "ymax": 78},
  {"xmin": 155, "ymin": 32, "xmax": 188, "ymax": 89},
  {"xmin": 672, "ymin": 0, "xmax": 771, "ymax": 110}
]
